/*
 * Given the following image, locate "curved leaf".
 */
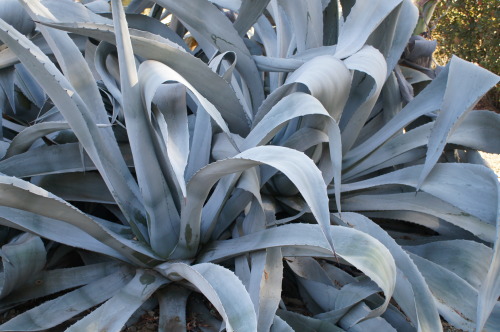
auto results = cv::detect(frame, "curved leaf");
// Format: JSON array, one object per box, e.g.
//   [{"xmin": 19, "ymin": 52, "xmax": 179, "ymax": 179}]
[
  {"xmin": 172, "ymin": 146, "xmax": 334, "ymax": 260},
  {"xmin": 337, "ymin": 212, "xmax": 442, "ymax": 331},
  {"xmin": 0, "ymin": 175, "xmax": 161, "ymax": 266},
  {"xmin": 156, "ymin": 262, "xmax": 257, "ymax": 332},
  {"xmin": 199, "ymin": 223, "xmax": 396, "ymax": 319},
  {"xmin": 37, "ymin": 21, "xmax": 250, "ymax": 135},
  {"xmin": 0, "ymin": 17, "xmax": 148, "ymax": 242},
  {"xmin": 0, "ymin": 234, "xmax": 45, "ymax": 299},
  {"xmin": 0, "ymin": 267, "xmax": 133, "ymax": 332},
  {"xmin": 334, "ymin": 0, "xmax": 402, "ymax": 59},
  {"xmin": 417, "ymin": 56, "xmax": 500, "ymax": 189},
  {"xmin": 65, "ymin": 269, "xmax": 167, "ymax": 332}
]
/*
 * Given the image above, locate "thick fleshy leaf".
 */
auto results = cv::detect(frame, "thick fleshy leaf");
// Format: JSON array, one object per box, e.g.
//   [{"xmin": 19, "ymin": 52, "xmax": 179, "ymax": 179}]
[
  {"xmin": 341, "ymin": 192, "xmax": 495, "ymax": 242},
  {"xmin": 4, "ymin": 121, "xmax": 70, "ymax": 158},
  {"xmin": 340, "ymin": 45, "xmax": 387, "ymax": 153},
  {"xmin": 336, "ymin": 212, "xmax": 442, "ymax": 331},
  {"xmin": 18, "ymin": 0, "xmax": 110, "ymax": 125},
  {"xmin": 0, "ymin": 143, "xmax": 132, "ymax": 178},
  {"xmin": 334, "ymin": 0, "xmax": 402, "ymax": 59},
  {"xmin": 173, "ymin": 146, "xmax": 334, "ymax": 260},
  {"xmin": 156, "ymin": 262, "xmax": 257, "ymax": 332},
  {"xmin": 111, "ymin": 0, "xmax": 179, "ymax": 257},
  {"xmin": 0, "ymin": 262, "xmax": 125, "ymax": 310},
  {"xmin": 343, "ymin": 110, "xmax": 500, "ymax": 180},
  {"xmin": 0, "ymin": 207, "xmax": 129, "ymax": 262},
  {"xmin": 417, "ymin": 56, "xmax": 500, "ymax": 189},
  {"xmin": 407, "ymin": 252, "xmax": 500, "ymax": 332},
  {"xmin": 37, "ymin": 21, "xmax": 250, "ymax": 135},
  {"xmin": 248, "ymin": 248, "xmax": 283, "ymax": 331},
  {"xmin": 0, "ymin": 175, "xmax": 161, "ymax": 266},
  {"xmin": 155, "ymin": 0, "xmax": 264, "ymax": 112},
  {"xmin": 343, "ymin": 63, "xmax": 450, "ymax": 168},
  {"xmin": 199, "ymin": 223, "xmax": 396, "ymax": 318},
  {"xmin": 277, "ymin": 310, "xmax": 345, "ymax": 332},
  {"xmin": 0, "ymin": 233, "xmax": 45, "ymax": 299},
  {"xmin": 65, "ymin": 269, "xmax": 167, "ymax": 332},
  {"xmin": 151, "ymin": 83, "xmax": 189, "ymax": 198},
  {"xmin": 233, "ymin": 0, "xmax": 270, "ymax": 36},
  {"xmin": 477, "ymin": 175, "xmax": 500, "ymax": 332},
  {"xmin": 0, "ymin": 0, "xmax": 34, "ymax": 36},
  {"xmin": 341, "ymin": 163, "xmax": 499, "ymax": 226},
  {"xmin": 0, "ymin": 268, "xmax": 133, "ymax": 332},
  {"xmin": 157, "ymin": 285, "xmax": 191, "ymax": 332},
  {"xmin": 0, "ymin": 17, "xmax": 148, "ymax": 242},
  {"xmin": 285, "ymin": 55, "xmax": 351, "ymax": 121},
  {"xmin": 31, "ymin": 172, "xmax": 114, "ymax": 204}
]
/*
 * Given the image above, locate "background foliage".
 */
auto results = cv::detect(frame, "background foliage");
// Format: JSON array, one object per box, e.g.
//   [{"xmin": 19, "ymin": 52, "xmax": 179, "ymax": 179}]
[{"xmin": 430, "ymin": 0, "xmax": 499, "ymax": 110}]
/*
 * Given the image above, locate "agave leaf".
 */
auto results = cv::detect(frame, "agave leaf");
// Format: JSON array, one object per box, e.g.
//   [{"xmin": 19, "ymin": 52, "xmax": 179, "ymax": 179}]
[
  {"xmin": 0, "ymin": 17, "xmax": 149, "ymax": 242},
  {"xmin": 19, "ymin": 0, "xmax": 110, "ymax": 126},
  {"xmin": 66, "ymin": 269, "xmax": 166, "ymax": 332},
  {"xmin": 4, "ymin": 121, "xmax": 70, "ymax": 158},
  {"xmin": 243, "ymin": 92, "xmax": 342, "ymax": 206},
  {"xmin": 285, "ymin": 55, "xmax": 351, "ymax": 122},
  {"xmin": 344, "ymin": 110, "xmax": 500, "ymax": 180},
  {"xmin": 0, "ymin": 268, "xmax": 134, "ymax": 331},
  {"xmin": 139, "ymin": 60, "xmax": 235, "ymax": 147},
  {"xmin": 0, "ymin": 233, "xmax": 45, "ymax": 299},
  {"xmin": 340, "ymin": 45, "xmax": 386, "ymax": 153},
  {"xmin": 407, "ymin": 252, "xmax": 498, "ymax": 331},
  {"xmin": 157, "ymin": 262, "xmax": 258, "ymax": 332},
  {"xmin": 450, "ymin": 110, "xmax": 500, "ymax": 154},
  {"xmin": 173, "ymin": 146, "xmax": 334, "ymax": 260},
  {"xmin": 341, "ymin": 163, "xmax": 498, "ymax": 226},
  {"xmin": 31, "ymin": 172, "xmax": 114, "ymax": 204},
  {"xmin": 0, "ymin": 0, "xmax": 34, "ymax": 36},
  {"xmin": 1, "ymin": 143, "xmax": 130, "ymax": 178},
  {"xmin": 185, "ymin": 106, "xmax": 212, "ymax": 181},
  {"xmin": 0, "ymin": 207, "xmax": 130, "ymax": 262},
  {"xmin": 334, "ymin": 0, "xmax": 402, "ymax": 59},
  {"xmin": 248, "ymin": 248, "xmax": 283, "ymax": 331},
  {"xmin": 270, "ymin": 315, "xmax": 294, "ymax": 332},
  {"xmin": 374, "ymin": 0, "xmax": 418, "ymax": 77},
  {"xmin": 41, "ymin": 0, "xmax": 112, "ymax": 25},
  {"xmin": 417, "ymin": 56, "xmax": 500, "ymax": 189},
  {"xmin": 252, "ymin": 55, "xmax": 304, "ymax": 72},
  {"xmin": 341, "ymin": 192, "xmax": 495, "ymax": 243},
  {"xmin": 37, "ymin": 21, "xmax": 250, "ymax": 136},
  {"xmin": 94, "ymin": 41, "xmax": 124, "ymax": 106},
  {"xmin": 277, "ymin": 310, "xmax": 345, "ymax": 332},
  {"xmin": 406, "ymin": 240, "xmax": 492, "ymax": 290},
  {"xmin": 152, "ymin": 83, "xmax": 190, "ymax": 198},
  {"xmin": 341, "ymin": 306, "xmax": 397, "ymax": 332},
  {"xmin": 343, "ymin": 62, "xmax": 450, "ymax": 168},
  {"xmin": 99, "ymin": 12, "xmax": 189, "ymax": 50},
  {"xmin": 477, "ymin": 178, "xmax": 500, "ymax": 332},
  {"xmin": 111, "ymin": 0, "xmax": 180, "ymax": 258},
  {"xmin": 0, "ymin": 175, "xmax": 161, "ymax": 265},
  {"xmin": 200, "ymin": 223, "xmax": 396, "ymax": 317},
  {"xmin": 0, "ymin": 262, "xmax": 125, "ymax": 310},
  {"xmin": 279, "ymin": 0, "xmax": 323, "ymax": 53},
  {"xmin": 252, "ymin": 82, "xmax": 309, "ymax": 127},
  {"xmin": 155, "ymin": 0, "xmax": 264, "ymax": 112},
  {"xmin": 233, "ymin": 0, "xmax": 270, "ymax": 37},
  {"xmin": 0, "ymin": 67, "xmax": 15, "ymax": 111},
  {"xmin": 157, "ymin": 285, "xmax": 191, "ymax": 332},
  {"xmin": 336, "ymin": 212, "xmax": 442, "ymax": 331}
]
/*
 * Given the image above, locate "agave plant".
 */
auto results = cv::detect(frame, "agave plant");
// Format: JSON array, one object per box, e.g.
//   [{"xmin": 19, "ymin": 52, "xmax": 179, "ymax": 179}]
[{"xmin": 0, "ymin": 0, "xmax": 498, "ymax": 331}]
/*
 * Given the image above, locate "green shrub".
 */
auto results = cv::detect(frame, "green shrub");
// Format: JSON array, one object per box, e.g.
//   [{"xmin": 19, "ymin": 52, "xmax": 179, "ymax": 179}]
[
  {"xmin": 431, "ymin": 0, "xmax": 499, "ymax": 110},
  {"xmin": 0, "ymin": 0, "xmax": 498, "ymax": 331}
]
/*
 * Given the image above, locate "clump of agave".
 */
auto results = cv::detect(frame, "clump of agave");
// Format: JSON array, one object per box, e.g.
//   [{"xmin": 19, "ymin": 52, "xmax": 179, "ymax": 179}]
[{"xmin": 0, "ymin": 0, "xmax": 498, "ymax": 331}]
